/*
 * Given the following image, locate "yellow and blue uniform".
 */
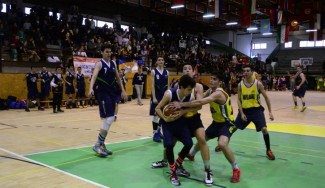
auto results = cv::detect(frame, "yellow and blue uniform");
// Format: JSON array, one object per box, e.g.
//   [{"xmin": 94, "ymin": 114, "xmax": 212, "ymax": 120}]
[
  {"xmin": 205, "ymin": 88, "xmax": 236, "ymax": 139},
  {"xmin": 235, "ymin": 79, "xmax": 267, "ymax": 132}
]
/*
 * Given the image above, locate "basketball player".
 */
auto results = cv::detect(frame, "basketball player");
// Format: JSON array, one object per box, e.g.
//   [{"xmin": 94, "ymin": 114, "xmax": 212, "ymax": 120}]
[
  {"xmin": 76, "ymin": 67, "xmax": 86, "ymax": 108},
  {"xmin": 155, "ymin": 74, "xmax": 196, "ymax": 186},
  {"xmin": 152, "ymin": 64, "xmax": 213, "ymax": 185},
  {"xmin": 171, "ymin": 73, "xmax": 241, "ymax": 183},
  {"xmin": 25, "ymin": 66, "xmax": 44, "ymax": 112},
  {"xmin": 40, "ymin": 67, "xmax": 52, "ymax": 108},
  {"xmin": 235, "ymin": 65, "xmax": 275, "ymax": 160},
  {"xmin": 292, "ymin": 66, "xmax": 307, "ymax": 112},
  {"xmin": 65, "ymin": 65, "xmax": 76, "ymax": 109},
  {"xmin": 51, "ymin": 67, "xmax": 64, "ymax": 113},
  {"xmin": 150, "ymin": 57, "xmax": 169, "ymax": 142},
  {"xmin": 88, "ymin": 45, "xmax": 127, "ymax": 157}
]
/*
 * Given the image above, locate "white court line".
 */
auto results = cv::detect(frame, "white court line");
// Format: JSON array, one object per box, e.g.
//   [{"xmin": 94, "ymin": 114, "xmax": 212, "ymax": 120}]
[
  {"xmin": 25, "ymin": 136, "xmax": 151, "ymax": 156},
  {"xmin": 0, "ymin": 147, "xmax": 109, "ymax": 188}
]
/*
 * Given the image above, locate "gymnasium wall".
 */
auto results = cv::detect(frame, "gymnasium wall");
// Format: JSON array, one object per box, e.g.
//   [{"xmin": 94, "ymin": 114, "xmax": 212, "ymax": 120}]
[{"xmin": 0, "ymin": 73, "xmax": 212, "ymax": 100}]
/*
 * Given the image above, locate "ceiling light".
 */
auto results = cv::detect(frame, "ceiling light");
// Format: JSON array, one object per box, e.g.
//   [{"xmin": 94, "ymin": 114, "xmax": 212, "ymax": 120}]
[
  {"xmin": 306, "ymin": 29, "xmax": 317, "ymax": 32},
  {"xmin": 203, "ymin": 13, "xmax": 215, "ymax": 18},
  {"xmin": 262, "ymin": 32, "xmax": 273, "ymax": 36},
  {"xmin": 171, "ymin": 4, "xmax": 184, "ymax": 9},
  {"xmin": 247, "ymin": 26, "xmax": 258, "ymax": 31},
  {"xmin": 226, "ymin": 22, "xmax": 238, "ymax": 26}
]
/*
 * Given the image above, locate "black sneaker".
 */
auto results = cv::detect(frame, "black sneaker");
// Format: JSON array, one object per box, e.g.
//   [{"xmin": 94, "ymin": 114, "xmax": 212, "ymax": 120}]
[
  {"xmin": 57, "ymin": 109, "xmax": 64, "ymax": 113},
  {"xmin": 151, "ymin": 160, "xmax": 168, "ymax": 168},
  {"xmin": 204, "ymin": 169, "xmax": 214, "ymax": 185},
  {"xmin": 176, "ymin": 165, "xmax": 190, "ymax": 177},
  {"xmin": 38, "ymin": 107, "xmax": 45, "ymax": 111},
  {"xmin": 93, "ymin": 143, "xmax": 108, "ymax": 157},
  {"xmin": 25, "ymin": 108, "xmax": 30, "ymax": 112},
  {"xmin": 101, "ymin": 144, "xmax": 113, "ymax": 155}
]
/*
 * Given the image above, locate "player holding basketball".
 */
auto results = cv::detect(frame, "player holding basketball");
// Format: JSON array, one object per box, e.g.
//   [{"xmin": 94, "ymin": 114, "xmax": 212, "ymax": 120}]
[
  {"xmin": 292, "ymin": 66, "xmax": 307, "ymax": 112},
  {"xmin": 236, "ymin": 65, "xmax": 275, "ymax": 160},
  {"xmin": 155, "ymin": 74, "xmax": 196, "ymax": 186},
  {"xmin": 171, "ymin": 73, "xmax": 241, "ymax": 183},
  {"xmin": 88, "ymin": 45, "xmax": 127, "ymax": 157},
  {"xmin": 150, "ymin": 56, "xmax": 169, "ymax": 142}
]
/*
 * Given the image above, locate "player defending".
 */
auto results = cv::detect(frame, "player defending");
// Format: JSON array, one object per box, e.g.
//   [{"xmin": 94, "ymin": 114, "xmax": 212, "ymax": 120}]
[
  {"xmin": 172, "ymin": 73, "xmax": 241, "ymax": 183},
  {"xmin": 236, "ymin": 65, "xmax": 275, "ymax": 160},
  {"xmin": 88, "ymin": 45, "xmax": 127, "ymax": 157}
]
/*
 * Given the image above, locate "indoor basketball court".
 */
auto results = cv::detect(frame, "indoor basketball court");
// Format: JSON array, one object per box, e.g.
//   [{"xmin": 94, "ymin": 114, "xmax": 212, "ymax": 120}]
[{"xmin": 0, "ymin": 91, "xmax": 324, "ymax": 188}]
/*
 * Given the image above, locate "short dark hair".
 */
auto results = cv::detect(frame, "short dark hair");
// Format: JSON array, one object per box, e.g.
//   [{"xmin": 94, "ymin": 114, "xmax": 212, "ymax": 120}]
[
  {"xmin": 242, "ymin": 64, "xmax": 253, "ymax": 70},
  {"xmin": 101, "ymin": 44, "xmax": 111, "ymax": 52},
  {"xmin": 178, "ymin": 75, "xmax": 196, "ymax": 89},
  {"xmin": 212, "ymin": 72, "xmax": 223, "ymax": 82}
]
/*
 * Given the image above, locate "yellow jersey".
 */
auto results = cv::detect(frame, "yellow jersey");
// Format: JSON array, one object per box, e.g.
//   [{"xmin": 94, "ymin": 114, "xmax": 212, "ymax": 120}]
[
  {"xmin": 209, "ymin": 88, "xmax": 234, "ymax": 123},
  {"xmin": 240, "ymin": 79, "xmax": 261, "ymax": 109}
]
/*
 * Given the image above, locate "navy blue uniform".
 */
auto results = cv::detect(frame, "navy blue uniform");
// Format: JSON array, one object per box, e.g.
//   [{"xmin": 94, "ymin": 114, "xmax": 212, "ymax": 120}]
[
  {"xmin": 94, "ymin": 59, "xmax": 118, "ymax": 118},
  {"xmin": 65, "ymin": 70, "xmax": 75, "ymax": 94},
  {"xmin": 52, "ymin": 74, "xmax": 64, "ymax": 112},
  {"xmin": 76, "ymin": 73, "xmax": 86, "ymax": 98},
  {"xmin": 132, "ymin": 72, "xmax": 145, "ymax": 85},
  {"xmin": 26, "ymin": 73, "xmax": 39, "ymax": 100},
  {"xmin": 293, "ymin": 74, "xmax": 307, "ymax": 98},
  {"xmin": 40, "ymin": 71, "xmax": 51, "ymax": 98},
  {"xmin": 161, "ymin": 88, "xmax": 193, "ymax": 150},
  {"xmin": 150, "ymin": 68, "xmax": 168, "ymax": 115}
]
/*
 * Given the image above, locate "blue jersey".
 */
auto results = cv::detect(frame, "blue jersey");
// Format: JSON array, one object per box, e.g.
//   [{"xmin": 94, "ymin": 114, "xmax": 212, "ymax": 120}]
[
  {"xmin": 65, "ymin": 70, "xmax": 75, "ymax": 86},
  {"xmin": 95, "ymin": 59, "xmax": 117, "ymax": 94},
  {"xmin": 169, "ymin": 88, "xmax": 192, "ymax": 103},
  {"xmin": 26, "ymin": 73, "xmax": 38, "ymax": 92},
  {"xmin": 76, "ymin": 73, "xmax": 85, "ymax": 89},
  {"xmin": 40, "ymin": 71, "xmax": 51, "ymax": 86},
  {"xmin": 153, "ymin": 68, "xmax": 168, "ymax": 101}
]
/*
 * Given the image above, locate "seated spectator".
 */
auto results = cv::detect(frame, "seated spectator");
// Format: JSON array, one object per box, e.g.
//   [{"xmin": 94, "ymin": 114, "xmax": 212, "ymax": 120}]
[
  {"xmin": 74, "ymin": 45, "xmax": 87, "ymax": 57},
  {"xmin": 24, "ymin": 36, "xmax": 40, "ymax": 62}
]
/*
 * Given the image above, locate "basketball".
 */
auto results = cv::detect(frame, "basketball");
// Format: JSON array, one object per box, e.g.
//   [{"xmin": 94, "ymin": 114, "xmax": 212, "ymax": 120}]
[{"xmin": 163, "ymin": 104, "xmax": 180, "ymax": 117}]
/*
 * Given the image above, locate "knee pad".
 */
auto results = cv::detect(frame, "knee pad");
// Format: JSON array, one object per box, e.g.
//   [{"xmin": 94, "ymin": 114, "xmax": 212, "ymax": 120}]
[{"xmin": 102, "ymin": 116, "xmax": 115, "ymax": 130}]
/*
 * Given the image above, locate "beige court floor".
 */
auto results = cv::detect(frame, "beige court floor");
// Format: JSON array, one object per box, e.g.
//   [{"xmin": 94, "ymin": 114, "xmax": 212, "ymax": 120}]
[{"xmin": 0, "ymin": 91, "xmax": 324, "ymax": 187}]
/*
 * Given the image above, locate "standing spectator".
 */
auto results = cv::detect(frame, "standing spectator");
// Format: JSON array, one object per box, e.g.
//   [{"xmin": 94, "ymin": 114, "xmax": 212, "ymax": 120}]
[
  {"xmin": 51, "ymin": 67, "xmax": 64, "ymax": 113},
  {"xmin": 132, "ymin": 65, "xmax": 145, "ymax": 105}
]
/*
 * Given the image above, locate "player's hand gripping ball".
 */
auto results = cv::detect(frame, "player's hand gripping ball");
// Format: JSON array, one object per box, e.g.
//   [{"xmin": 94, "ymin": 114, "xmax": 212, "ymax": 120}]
[{"xmin": 163, "ymin": 104, "xmax": 181, "ymax": 118}]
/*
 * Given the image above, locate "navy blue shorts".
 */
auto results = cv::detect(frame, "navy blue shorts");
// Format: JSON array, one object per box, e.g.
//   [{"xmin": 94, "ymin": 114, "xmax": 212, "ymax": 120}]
[
  {"xmin": 293, "ymin": 85, "xmax": 307, "ymax": 98},
  {"xmin": 27, "ymin": 90, "xmax": 39, "ymax": 100},
  {"xmin": 234, "ymin": 107, "xmax": 266, "ymax": 132},
  {"xmin": 184, "ymin": 113, "xmax": 204, "ymax": 137},
  {"xmin": 97, "ymin": 93, "xmax": 116, "ymax": 118},
  {"xmin": 41, "ymin": 85, "xmax": 50, "ymax": 98},
  {"xmin": 161, "ymin": 117, "xmax": 193, "ymax": 148},
  {"xmin": 65, "ymin": 85, "xmax": 75, "ymax": 94},
  {"xmin": 205, "ymin": 121, "xmax": 235, "ymax": 139}
]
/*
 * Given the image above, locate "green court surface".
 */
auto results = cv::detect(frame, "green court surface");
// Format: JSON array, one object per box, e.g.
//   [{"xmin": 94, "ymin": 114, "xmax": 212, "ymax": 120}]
[{"xmin": 26, "ymin": 130, "xmax": 325, "ymax": 188}]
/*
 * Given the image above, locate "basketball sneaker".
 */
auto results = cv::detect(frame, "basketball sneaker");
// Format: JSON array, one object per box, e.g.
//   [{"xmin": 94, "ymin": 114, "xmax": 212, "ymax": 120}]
[
  {"xmin": 38, "ymin": 106, "xmax": 45, "ymax": 111},
  {"xmin": 170, "ymin": 172, "xmax": 180, "ymax": 186},
  {"xmin": 292, "ymin": 105, "xmax": 298, "ymax": 110},
  {"xmin": 176, "ymin": 165, "xmax": 190, "ymax": 177},
  {"xmin": 151, "ymin": 160, "xmax": 168, "ymax": 168},
  {"xmin": 93, "ymin": 143, "xmax": 108, "ymax": 157},
  {"xmin": 230, "ymin": 168, "xmax": 241, "ymax": 183},
  {"xmin": 204, "ymin": 169, "xmax": 214, "ymax": 185},
  {"xmin": 101, "ymin": 144, "xmax": 113, "ymax": 155},
  {"xmin": 266, "ymin": 150, "xmax": 275, "ymax": 160},
  {"xmin": 301, "ymin": 106, "xmax": 307, "ymax": 112}
]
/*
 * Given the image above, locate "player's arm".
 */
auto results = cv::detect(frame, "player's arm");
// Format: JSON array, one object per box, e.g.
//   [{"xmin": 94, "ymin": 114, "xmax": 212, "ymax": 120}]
[
  {"xmin": 88, "ymin": 62, "xmax": 101, "ymax": 96},
  {"xmin": 179, "ymin": 90, "xmax": 223, "ymax": 108},
  {"xmin": 155, "ymin": 91, "xmax": 171, "ymax": 120},
  {"xmin": 203, "ymin": 88, "xmax": 211, "ymax": 98},
  {"xmin": 166, "ymin": 70, "xmax": 170, "ymax": 89},
  {"xmin": 64, "ymin": 72, "xmax": 71, "ymax": 85},
  {"xmin": 258, "ymin": 81, "xmax": 274, "ymax": 121},
  {"xmin": 151, "ymin": 70, "xmax": 158, "ymax": 103}
]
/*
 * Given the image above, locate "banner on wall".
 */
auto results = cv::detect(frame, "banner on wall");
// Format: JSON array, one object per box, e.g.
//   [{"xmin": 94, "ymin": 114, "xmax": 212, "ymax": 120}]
[{"xmin": 73, "ymin": 56, "xmax": 99, "ymax": 77}]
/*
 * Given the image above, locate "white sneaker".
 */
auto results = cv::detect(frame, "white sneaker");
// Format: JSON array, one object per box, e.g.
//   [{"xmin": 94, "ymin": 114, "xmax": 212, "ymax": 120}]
[{"xmin": 204, "ymin": 169, "xmax": 213, "ymax": 186}]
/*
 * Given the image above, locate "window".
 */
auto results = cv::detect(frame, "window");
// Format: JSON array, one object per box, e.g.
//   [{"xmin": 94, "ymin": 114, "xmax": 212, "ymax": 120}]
[
  {"xmin": 57, "ymin": 13, "xmax": 61, "ymax": 20},
  {"xmin": 1, "ymin": 3, "xmax": 6, "ymax": 13},
  {"xmin": 205, "ymin": 40, "xmax": 210, "ymax": 45},
  {"xmin": 121, "ymin": 25, "xmax": 129, "ymax": 31},
  {"xmin": 284, "ymin": 41, "xmax": 292, "ymax": 48},
  {"xmin": 49, "ymin": 11, "xmax": 53, "ymax": 16},
  {"xmin": 252, "ymin": 43, "xmax": 267, "ymax": 49},
  {"xmin": 25, "ymin": 7, "xmax": 31, "ymax": 15},
  {"xmin": 97, "ymin": 20, "xmax": 112, "ymax": 28}
]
